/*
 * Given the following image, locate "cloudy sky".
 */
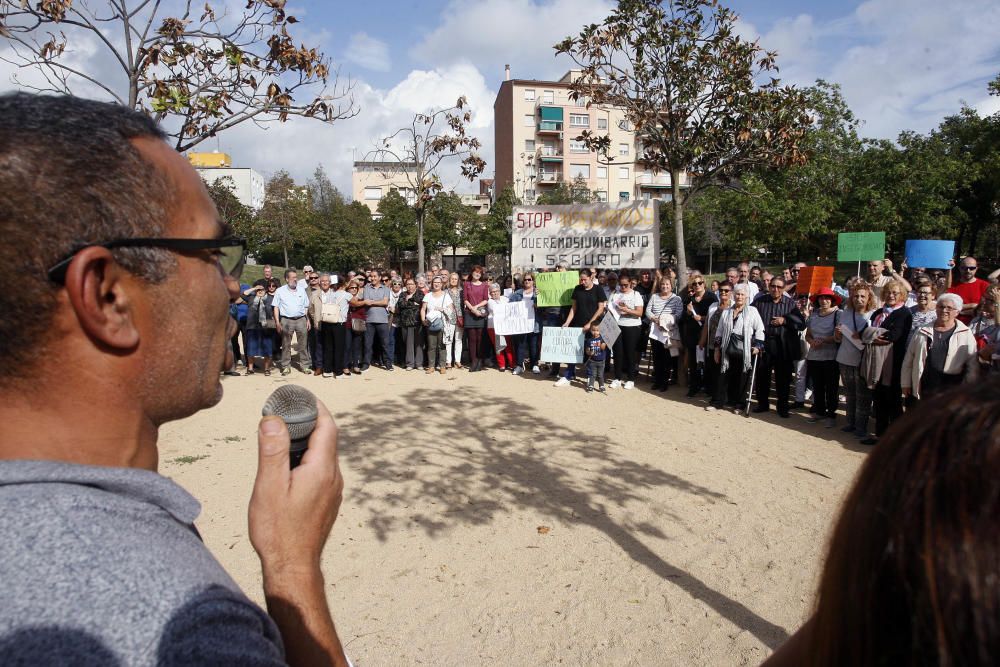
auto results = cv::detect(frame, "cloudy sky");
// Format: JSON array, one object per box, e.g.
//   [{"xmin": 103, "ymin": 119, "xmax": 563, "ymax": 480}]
[{"xmin": 3, "ymin": 0, "xmax": 999, "ymax": 196}]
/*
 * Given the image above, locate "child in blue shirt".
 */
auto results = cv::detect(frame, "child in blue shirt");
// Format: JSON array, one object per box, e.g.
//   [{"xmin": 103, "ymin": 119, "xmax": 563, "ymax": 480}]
[{"xmin": 585, "ymin": 332, "xmax": 607, "ymax": 393}]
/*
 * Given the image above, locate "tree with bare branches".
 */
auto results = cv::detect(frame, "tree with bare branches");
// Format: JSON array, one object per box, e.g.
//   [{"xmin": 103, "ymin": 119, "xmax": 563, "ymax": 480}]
[
  {"xmin": 0, "ymin": 0, "xmax": 356, "ymax": 151},
  {"xmin": 365, "ymin": 97, "xmax": 486, "ymax": 274},
  {"xmin": 555, "ymin": 0, "xmax": 812, "ymax": 285}
]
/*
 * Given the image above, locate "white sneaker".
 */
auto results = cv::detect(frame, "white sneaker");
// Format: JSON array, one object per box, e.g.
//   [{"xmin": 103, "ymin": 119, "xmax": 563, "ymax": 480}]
[
  {"xmin": 554, "ymin": 376, "xmax": 571, "ymax": 387},
  {"xmin": 512, "ymin": 367, "xmax": 523, "ymax": 376},
  {"xmin": 322, "ymin": 372, "xmax": 333, "ymax": 378},
  {"xmin": 531, "ymin": 365, "xmax": 541, "ymax": 374},
  {"xmin": 624, "ymin": 381, "xmax": 635, "ymax": 390},
  {"xmin": 610, "ymin": 379, "xmax": 622, "ymax": 389}
]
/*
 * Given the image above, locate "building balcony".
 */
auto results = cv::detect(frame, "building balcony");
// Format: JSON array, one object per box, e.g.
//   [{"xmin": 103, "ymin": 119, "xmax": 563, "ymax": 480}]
[
  {"xmin": 537, "ymin": 121, "xmax": 563, "ymax": 134},
  {"xmin": 636, "ymin": 172, "xmax": 687, "ymax": 188},
  {"xmin": 537, "ymin": 171, "xmax": 563, "ymax": 184},
  {"xmin": 537, "ymin": 146, "xmax": 563, "ymax": 162}
]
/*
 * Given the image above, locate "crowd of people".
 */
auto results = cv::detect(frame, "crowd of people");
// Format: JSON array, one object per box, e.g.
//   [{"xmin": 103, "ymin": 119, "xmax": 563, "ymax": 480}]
[{"xmin": 235, "ymin": 256, "xmax": 1000, "ymax": 446}]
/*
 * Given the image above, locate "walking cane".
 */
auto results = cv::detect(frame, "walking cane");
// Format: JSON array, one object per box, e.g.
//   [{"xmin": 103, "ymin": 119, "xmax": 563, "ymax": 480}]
[{"xmin": 744, "ymin": 351, "xmax": 760, "ymax": 417}]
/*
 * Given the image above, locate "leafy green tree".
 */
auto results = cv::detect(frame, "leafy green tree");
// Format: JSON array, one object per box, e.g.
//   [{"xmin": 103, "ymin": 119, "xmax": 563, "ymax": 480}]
[
  {"xmin": 536, "ymin": 175, "xmax": 598, "ymax": 205},
  {"xmin": 425, "ymin": 191, "xmax": 475, "ymax": 264},
  {"xmin": 466, "ymin": 185, "xmax": 519, "ymax": 261},
  {"xmin": 256, "ymin": 171, "xmax": 312, "ymax": 267},
  {"xmin": 556, "ymin": 0, "xmax": 812, "ymax": 284},
  {"xmin": 205, "ymin": 176, "xmax": 255, "ymax": 246},
  {"xmin": 375, "ymin": 191, "xmax": 417, "ymax": 268}
]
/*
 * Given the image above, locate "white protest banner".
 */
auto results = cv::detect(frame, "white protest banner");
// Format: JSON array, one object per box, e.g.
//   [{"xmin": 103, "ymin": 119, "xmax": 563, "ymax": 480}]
[
  {"xmin": 540, "ymin": 327, "xmax": 584, "ymax": 364},
  {"xmin": 493, "ymin": 301, "xmax": 535, "ymax": 336},
  {"xmin": 598, "ymin": 314, "xmax": 621, "ymax": 348},
  {"xmin": 512, "ymin": 201, "xmax": 660, "ymax": 270}
]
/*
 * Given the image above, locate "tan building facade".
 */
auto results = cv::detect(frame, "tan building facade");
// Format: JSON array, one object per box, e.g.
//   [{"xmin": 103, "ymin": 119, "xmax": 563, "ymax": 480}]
[
  {"xmin": 352, "ymin": 161, "xmax": 418, "ymax": 217},
  {"xmin": 494, "ymin": 69, "xmax": 686, "ymax": 205}
]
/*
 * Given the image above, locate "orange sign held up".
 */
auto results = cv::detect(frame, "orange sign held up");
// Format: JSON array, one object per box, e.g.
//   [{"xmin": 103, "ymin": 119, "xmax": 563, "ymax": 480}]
[{"xmin": 796, "ymin": 266, "xmax": 834, "ymax": 295}]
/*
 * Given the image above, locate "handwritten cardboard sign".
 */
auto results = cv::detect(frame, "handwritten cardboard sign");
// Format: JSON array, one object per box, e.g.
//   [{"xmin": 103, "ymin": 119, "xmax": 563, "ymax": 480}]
[
  {"xmin": 598, "ymin": 314, "xmax": 621, "ymax": 348},
  {"xmin": 492, "ymin": 301, "xmax": 536, "ymax": 336},
  {"xmin": 535, "ymin": 271, "xmax": 579, "ymax": 307},
  {"xmin": 796, "ymin": 266, "xmax": 834, "ymax": 295},
  {"xmin": 837, "ymin": 232, "xmax": 885, "ymax": 262},
  {"xmin": 540, "ymin": 327, "xmax": 584, "ymax": 364}
]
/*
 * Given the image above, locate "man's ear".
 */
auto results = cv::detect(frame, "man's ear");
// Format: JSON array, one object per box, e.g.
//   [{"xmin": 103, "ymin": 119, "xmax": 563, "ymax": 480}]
[{"xmin": 63, "ymin": 246, "xmax": 141, "ymax": 351}]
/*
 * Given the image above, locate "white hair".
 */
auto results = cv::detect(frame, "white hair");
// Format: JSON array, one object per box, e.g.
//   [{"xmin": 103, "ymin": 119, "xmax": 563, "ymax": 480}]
[
  {"xmin": 733, "ymin": 283, "xmax": 750, "ymax": 296},
  {"xmin": 937, "ymin": 293, "xmax": 963, "ymax": 311}
]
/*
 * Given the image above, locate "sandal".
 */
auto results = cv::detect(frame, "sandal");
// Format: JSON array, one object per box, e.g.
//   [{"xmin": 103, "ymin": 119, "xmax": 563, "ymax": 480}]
[
  {"xmin": 245, "ymin": 368, "xmax": 255, "ymax": 375},
  {"xmin": 264, "ymin": 369, "xmax": 271, "ymax": 376}
]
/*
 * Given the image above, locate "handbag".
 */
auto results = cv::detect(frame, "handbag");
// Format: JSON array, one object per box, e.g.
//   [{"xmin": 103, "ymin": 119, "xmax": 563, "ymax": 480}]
[
  {"xmin": 321, "ymin": 302, "xmax": 342, "ymax": 324},
  {"xmin": 727, "ymin": 332, "xmax": 745, "ymax": 358},
  {"xmin": 351, "ymin": 317, "xmax": 367, "ymax": 333}
]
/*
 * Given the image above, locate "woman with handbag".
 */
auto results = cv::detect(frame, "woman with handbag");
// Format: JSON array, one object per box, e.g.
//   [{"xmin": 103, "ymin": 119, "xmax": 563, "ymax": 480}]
[
  {"xmin": 345, "ymin": 281, "xmax": 367, "ymax": 375},
  {"xmin": 398, "ymin": 278, "xmax": 426, "ymax": 370},
  {"xmin": 508, "ymin": 272, "xmax": 541, "ymax": 374},
  {"xmin": 313, "ymin": 274, "xmax": 349, "ymax": 378},
  {"xmin": 445, "ymin": 272, "xmax": 464, "ymax": 369},
  {"xmin": 463, "ymin": 265, "xmax": 490, "ymax": 372},
  {"xmin": 245, "ymin": 279, "xmax": 276, "ymax": 376},
  {"xmin": 421, "ymin": 276, "xmax": 453, "ymax": 374},
  {"xmin": 712, "ymin": 284, "xmax": 765, "ymax": 412}
]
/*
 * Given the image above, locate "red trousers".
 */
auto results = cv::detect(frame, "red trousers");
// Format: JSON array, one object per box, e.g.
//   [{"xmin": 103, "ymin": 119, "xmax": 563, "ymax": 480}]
[{"xmin": 488, "ymin": 328, "xmax": 516, "ymax": 369}]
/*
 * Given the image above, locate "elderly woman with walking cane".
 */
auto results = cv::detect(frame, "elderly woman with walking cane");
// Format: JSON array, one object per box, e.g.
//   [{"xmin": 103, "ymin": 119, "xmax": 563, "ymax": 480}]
[{"xmin": 709, "ymin": 284, "xmax": 765, "ymax": 413}]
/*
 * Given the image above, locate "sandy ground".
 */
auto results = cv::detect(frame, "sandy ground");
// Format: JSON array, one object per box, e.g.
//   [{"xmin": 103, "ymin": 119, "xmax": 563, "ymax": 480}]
[{"xmin": 160, "ymin": 361, "xmax": 867, "ymax": 666}]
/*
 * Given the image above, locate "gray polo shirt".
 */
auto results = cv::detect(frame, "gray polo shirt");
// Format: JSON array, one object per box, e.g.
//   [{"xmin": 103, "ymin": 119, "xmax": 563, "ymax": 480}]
[
  {"xmin": 0, "ymin": 460, "xmax": 284, "ymax": 665},
  {"xmin": 362, "ymin": 284, "xmax": 390, "ymax": 324}
]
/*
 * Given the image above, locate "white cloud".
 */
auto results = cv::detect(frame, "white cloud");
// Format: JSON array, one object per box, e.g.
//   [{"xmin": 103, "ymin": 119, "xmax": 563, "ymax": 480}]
[
  {"xmin": 215, "ymin": 62, "xmax": 496, "ymax": 196},
  {"xmin": 739, "ymin": 0, "xmax": 1000, "ymax": 139},
  {"xmin": 410, "ymin": 0, "xmax": 614, "ymax": 85},
  {"xmin": 344, "ymin": 32, "xmax": 391, "ymax": 72}
]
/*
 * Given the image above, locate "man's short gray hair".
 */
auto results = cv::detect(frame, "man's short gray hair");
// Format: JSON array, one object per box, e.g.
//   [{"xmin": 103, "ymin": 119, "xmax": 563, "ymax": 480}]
[{"xmin": 937, "ymin": 293, "xmax": 963, "ymax": 311}]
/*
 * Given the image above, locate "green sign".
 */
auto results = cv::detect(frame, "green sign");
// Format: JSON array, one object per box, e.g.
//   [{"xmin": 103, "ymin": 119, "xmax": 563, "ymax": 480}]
[
  {"xmin": 535, "ymin": 271, "xmax": 579, "ymax": 307},
  {"xmin": 837, "ymin": 232, "xmax": 886, "ymax": 262}
]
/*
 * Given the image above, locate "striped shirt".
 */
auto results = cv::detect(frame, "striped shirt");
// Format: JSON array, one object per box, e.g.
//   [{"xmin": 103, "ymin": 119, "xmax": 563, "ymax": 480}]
[{"xmin": 752, "ymin": 293, "xmax": 799, "ymax": 339}]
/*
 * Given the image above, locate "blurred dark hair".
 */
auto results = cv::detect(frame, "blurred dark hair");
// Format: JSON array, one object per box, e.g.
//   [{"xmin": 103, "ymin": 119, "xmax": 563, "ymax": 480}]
[
  {"xmin": 0, "ymin": 93, "xmax": 172, "ymax": 379},
  {"xmin": 806, "ymin": 378, "xmax": 1000, "ymax": 665}
]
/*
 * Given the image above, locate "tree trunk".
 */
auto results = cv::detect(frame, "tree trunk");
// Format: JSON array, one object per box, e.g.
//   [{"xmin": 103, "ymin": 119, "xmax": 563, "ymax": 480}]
[
  {"xmin": 671, "ymin": 170, "xmax": 688, "ymax": 288},
  {"xmin": 416, "ymin": 208, "xmax": 426, "ymax": 275}
]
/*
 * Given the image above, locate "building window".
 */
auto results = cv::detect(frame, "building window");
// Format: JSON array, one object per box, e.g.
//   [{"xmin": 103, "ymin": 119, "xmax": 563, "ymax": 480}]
[
  {"xmin": 364, "ymin": 187, "xmax": 381, "ymax": 200},
  {"xmin": 569, "ymin": 163, "xmax": 590, "ymax": 179},
  {"xmin": 618, "ymin": 143, "xmax": 629, "ymax": 156},
  {"xmin": 524, "ymin": 89, "xmax": 535, "ymax": 101},
  {"xmin": 569, "ymin": 139, "xmax": 587, "ymax": 153},
  {"xmin": 574, "ymin": 95, "xmax": 587, "ymax": 107},
  {"xmin": 569, "ymin": 114, "xmax": 589, "ymax": 127},
  {"xmin": 618, "ymin": 166, "xmax": 630, "ymax": 179},
  {"xmin": 542, "ymin": 90, "xmax": 554, "ymax": 103},
  {"xmin": 597, "ymin": 118, "xmax": 608, "ymax": 130},
  {"xmin": 618, "ymin": 119, "xmax": 632, "ymax": 131},
  {"xmin": 596, "ymin": 191, "xmax": 608, "ymax": 202},
  {"xmin": 523, "ymin": 114, "xmax": 535, "ymax": 127},
  {"xmin": 619, "ymin": 191, "xmax": 630, "ymax": 202},
  {"xmin": 597, "ymin": 166, "xmax": 607, "ymax": 179},
  {"xmin": 525, "ymin": 188, "xmax": 536, "ymax": 202},
  {"xmin": 524, "ymin": 140, "xmax": 535, "ymax": 152}
]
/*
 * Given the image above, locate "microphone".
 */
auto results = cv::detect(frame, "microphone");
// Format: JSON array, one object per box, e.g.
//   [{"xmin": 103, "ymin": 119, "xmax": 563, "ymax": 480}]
[{"xmin": 261, "ymin": 385, "xmax": 318, "ymax": 469}]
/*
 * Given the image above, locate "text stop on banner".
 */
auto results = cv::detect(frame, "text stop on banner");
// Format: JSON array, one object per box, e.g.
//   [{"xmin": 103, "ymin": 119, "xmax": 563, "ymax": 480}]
[{"xmin": 511, "ymin": 201, "xmax": 660, "ymax": 270}]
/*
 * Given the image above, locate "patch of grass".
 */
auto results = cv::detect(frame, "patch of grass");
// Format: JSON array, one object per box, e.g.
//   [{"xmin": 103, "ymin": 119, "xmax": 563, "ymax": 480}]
[{"xmin": 171, "ymin": 454, "xmax": 209, "ymax": 465}]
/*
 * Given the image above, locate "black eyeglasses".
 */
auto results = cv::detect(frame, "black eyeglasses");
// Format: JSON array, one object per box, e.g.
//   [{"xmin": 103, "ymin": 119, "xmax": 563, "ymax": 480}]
[
  {"xmin": 47, "ymin": 236, "xmax": 246, "ymax": 284},
  {"xmin": 962, "ymin": 266, "xmax": 977, "ymax": 271}
]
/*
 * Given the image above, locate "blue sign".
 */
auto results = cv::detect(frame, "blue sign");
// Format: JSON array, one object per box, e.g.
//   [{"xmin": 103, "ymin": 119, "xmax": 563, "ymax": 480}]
[
  {"xmin": 905, "ymin": 240, "xmax": 955, "ymax": 269},
  {"xmin": 540, "ymin": 327, "xmax": 584, "ymax": 364}
]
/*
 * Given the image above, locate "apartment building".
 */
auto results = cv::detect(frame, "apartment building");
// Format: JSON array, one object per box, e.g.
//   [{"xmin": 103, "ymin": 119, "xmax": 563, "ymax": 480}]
[
  {"xmin": 352, "ymin": 161, "xmax": 418, "ymax": 217},
  {"xmin": 188, "ymin": 151, "xmax": 265, "ymax": 210},
  {"xmin": 493, "ymin": 68, "xmax": 686, "ymax": 205}
]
